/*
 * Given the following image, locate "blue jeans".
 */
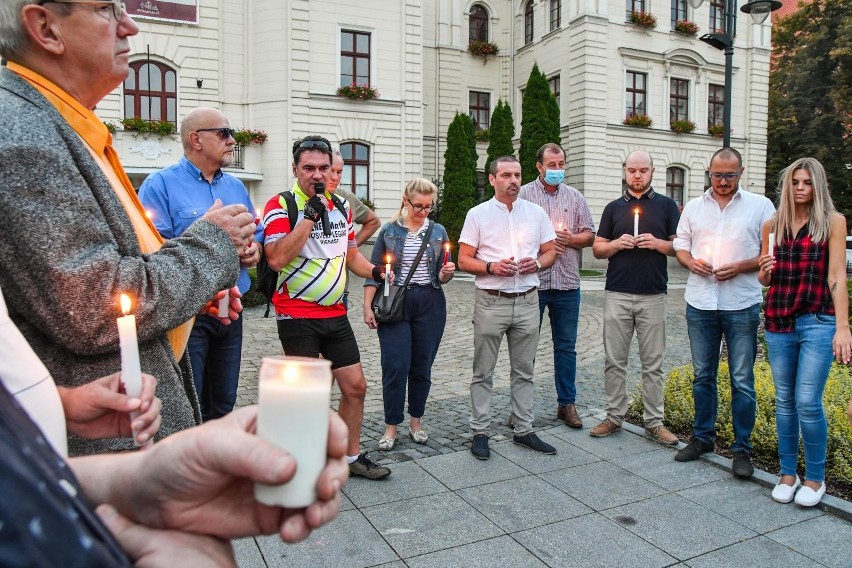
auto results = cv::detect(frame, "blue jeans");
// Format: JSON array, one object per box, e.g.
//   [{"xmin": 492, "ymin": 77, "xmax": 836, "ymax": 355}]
[
  {"xmin": 686, "ymin": 303, "xmax": 759, "ymax": 454},
  {"xmin": 765, "ymin": 314, "xmax": 835, "ymax": 482},
  {"xmin": 187, "ymin": 313, "xmax": 243, "ymax": 421},
  {"xmin": 377, "ymin": 286, "xmax": 447, "ymax": 425},
  {"xmin": 538, "ymin": 288, "xmax": 580, "ymax": 406}
]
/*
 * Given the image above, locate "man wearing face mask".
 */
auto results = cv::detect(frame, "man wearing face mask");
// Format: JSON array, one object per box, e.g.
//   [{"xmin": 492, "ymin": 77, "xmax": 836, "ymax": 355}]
[{"xmin": 519, "ymin": 143, "xmax": 595, "ymax": 429}]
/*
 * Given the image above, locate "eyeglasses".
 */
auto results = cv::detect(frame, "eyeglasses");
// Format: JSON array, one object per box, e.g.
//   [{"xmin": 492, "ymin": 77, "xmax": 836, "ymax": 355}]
[
  {"xmin": 709, "ymin": 172, "xmax": 741, "ymax": 182},
  {"xmin": 407, "ymin": 198, "xmax": 433, "ymax": 213},
  {"xmin": 196, "ymin": 127, "xmax": 236, "ymax": 140},
  {"xmin": 37, "ymin": 0, "xmax": 126, "ymax": 21},
  {"xmin": 297, "ymin": 139, "xmax": 331, "ymax": 151}
]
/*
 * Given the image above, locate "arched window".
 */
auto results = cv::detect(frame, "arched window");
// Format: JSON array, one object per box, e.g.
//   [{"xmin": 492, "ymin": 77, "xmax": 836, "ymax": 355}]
[
  {"xmin": 340, "ymin": 142, "xmax": 370, "ymax": 200},
  {"xmin": 550, "ymin": 0, "xmax": 561, "ymax": 31},
  {"xmin": 124, "ymin": 61, "xmax": 177, "ymax": 124},
  {"xmin": 469, "ymin": 4, "xmax": 489, "ymax": 42},
  {"xmin": 524, "ymin": 1, "xmax": 534, "ymax": 45},
  {"xmin": 666, "ymin": 166, "xmax": 685, "ymax": 207}
]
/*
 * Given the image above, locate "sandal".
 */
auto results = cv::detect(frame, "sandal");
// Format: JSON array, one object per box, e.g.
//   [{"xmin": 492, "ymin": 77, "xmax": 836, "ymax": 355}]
[
  {"xmin": 408, "ymin": 427, "xmax": 428, "ymax": 444},
  {"xmin": 378, "ymin": 436, "xmax": 396, "ymax": 451}
]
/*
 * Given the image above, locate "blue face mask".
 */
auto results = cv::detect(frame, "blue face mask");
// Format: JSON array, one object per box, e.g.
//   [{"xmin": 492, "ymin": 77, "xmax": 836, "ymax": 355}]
[{"xmin": 543, "ymin": 169, "xmax": 565, "ymax": 186}]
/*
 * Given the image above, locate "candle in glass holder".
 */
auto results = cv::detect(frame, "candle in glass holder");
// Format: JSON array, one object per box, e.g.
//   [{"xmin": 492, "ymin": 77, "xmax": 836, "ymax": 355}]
[
  {"xmin": 117, "ymin": 294, "xmax": 141, "ymax": 400},
  {"xmin": 255, "ymin": 356, "xmax": 332, "ymax": 508},
  {"xmin": 633, "ymin": 208, "xmax": 640, "ymax": 238},
  {"xmin": 384, "ymin": 254, "xmax": 391, "ymax": 297}
]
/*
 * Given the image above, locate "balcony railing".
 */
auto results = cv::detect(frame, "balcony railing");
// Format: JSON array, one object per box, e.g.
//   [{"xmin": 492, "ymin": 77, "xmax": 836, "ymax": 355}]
[{"xmin": 232, "ymin": 144, "xmax": 244, "ymax": 169}]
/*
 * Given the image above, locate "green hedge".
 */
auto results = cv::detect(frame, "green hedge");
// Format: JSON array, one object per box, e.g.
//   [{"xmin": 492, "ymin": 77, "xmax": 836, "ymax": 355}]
[
  {"xmin": 630, "ymin": 361, "xmax": 852, "ymax": 483},
  {"xmin": 242, "ymin": 267, "xmax": 266, "ymax": 308}
]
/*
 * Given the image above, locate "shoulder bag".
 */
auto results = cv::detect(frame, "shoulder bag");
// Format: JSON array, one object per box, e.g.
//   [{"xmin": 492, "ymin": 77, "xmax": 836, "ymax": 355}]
[{"xmin": 371, "ymin": 222, "xmax": 434, "ymax": 324}]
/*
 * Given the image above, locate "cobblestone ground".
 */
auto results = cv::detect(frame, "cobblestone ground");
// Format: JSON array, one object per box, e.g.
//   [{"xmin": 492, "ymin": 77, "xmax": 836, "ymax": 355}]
[{"xmin": 236, "ymin": 268, "xmax": 692, "ymax": 465}]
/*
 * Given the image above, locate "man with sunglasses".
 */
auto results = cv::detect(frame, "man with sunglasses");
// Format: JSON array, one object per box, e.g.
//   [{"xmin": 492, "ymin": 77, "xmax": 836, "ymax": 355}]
[
  {"xmin": 140, "ymin": 107, "xmax": 263, "ymax": 422},
  {"xmin": 0, "ymin": 1, "xmax": 257, "ymax": 455},
  {"xmin": 673, "ymin": 147, "xmax": 775, "ymax": 477},
  {"xmin": 263, "ymin": 135, "xmax": 391, "ymax": 480}
]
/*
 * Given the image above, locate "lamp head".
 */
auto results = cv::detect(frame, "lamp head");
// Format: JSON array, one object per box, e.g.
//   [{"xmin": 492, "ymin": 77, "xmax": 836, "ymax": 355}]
[
  {"xmin": 686, "ymin": 0, "xmax": 704, "ymax": 9},
  {"xmin": 740, "ymin": 0, "xmax": 782, "ymax": 25}
]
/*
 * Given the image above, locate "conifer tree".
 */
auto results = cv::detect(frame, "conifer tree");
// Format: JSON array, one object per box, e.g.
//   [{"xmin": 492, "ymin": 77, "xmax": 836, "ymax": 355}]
[
  {"xmin": 519, "ymin": 63, "xmax": 560, "ymax": 184},
  {"xmin": 484, "ymin": 99, "xmax": 516, "ymax": 199},
  {"xmin": 442, "ymin": 112, "xmax": 479, "ymax": 244}
]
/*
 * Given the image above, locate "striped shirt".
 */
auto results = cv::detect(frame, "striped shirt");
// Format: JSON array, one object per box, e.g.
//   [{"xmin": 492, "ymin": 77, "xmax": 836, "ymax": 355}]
[
  {"xmin": 764, "ymin": 224, "xmax": 834, "ymax": 333},
  {"xmin": 519, "ymin": 178, "xmax": 595, "ymax": 290},
  {"xmin": 397, "ymin": 223, "xmax": 432, "ymax": 285}
]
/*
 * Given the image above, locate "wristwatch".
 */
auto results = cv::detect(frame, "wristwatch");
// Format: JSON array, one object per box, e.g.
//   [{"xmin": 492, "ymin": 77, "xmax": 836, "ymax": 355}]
[
  {"xmin": 534, "ymin": 259, "xmax": 542, "ymax": 271},
  {"xmin": 485, "ymin": 262, "xmax": 493, "ymax": 275}
]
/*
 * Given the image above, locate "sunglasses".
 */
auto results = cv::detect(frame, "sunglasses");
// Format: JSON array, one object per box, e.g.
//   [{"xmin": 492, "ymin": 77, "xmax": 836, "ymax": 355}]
[
  {"xmin": 708, "ymin": 172, "xmax": 741, "ymax": 182},
  {"xmin": 38, "ymin": 0, "xmax": 125, "ymax": 21},
  {"xmin": 297, "ymin": 139, "xmax": 331, "ymax": 151},
  {"xmin": 407, "ymin": 198, "xmax": 433, "ymax": 213},
  {"xmin": 196, "ymin": 127, "xmax": 236, "ymax": 140}
]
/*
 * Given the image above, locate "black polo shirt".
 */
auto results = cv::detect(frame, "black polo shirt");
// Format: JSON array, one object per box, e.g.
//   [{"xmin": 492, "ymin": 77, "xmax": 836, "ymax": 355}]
[{"xmin": 597, "ymin": 188, "xmax": 680, "ymax": 294}]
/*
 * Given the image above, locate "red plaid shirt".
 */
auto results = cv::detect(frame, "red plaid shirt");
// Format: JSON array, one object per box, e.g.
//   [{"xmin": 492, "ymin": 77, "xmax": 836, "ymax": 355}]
[{"xmin": 764, "ymin": 225, "xmax": 834, "ymax": 332}]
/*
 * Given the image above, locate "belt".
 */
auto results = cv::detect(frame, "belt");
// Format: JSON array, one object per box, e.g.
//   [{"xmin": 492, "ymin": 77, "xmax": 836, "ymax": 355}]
[{"xmin": 483, "ymin": 286, "xmax": 537, "ymax": 299}]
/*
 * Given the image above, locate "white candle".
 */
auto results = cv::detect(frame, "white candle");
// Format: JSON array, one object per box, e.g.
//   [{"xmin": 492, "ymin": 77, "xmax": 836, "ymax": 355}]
[
  {"xmin": 768, "ymin": 232, "xmax": 775, "ymax": 257},
  {"xmin": 384, "ymin": 254, "xmax": 391, "ymax": 297},
  {"xmin": 218, "ymin": 290, "xmax": 229, "ymax": 318},
  {"xmin": 633, "ymin": 208, "xmax": 639, "ymax": 238},
  {"xmin": 117, "ymin": 294, "xmax": 142, "ymax": 399},
  {"xmin": 255, "ymin": 356, "xmax": 332, "ymax": 508},
  {"xmin": 704, "ymin": 245, "xmax": 713, "ymax": 268}
]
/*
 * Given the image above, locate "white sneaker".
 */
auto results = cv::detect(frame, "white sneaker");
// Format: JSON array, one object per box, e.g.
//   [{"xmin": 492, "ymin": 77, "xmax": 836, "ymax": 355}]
[
  {"xmin": 771, "ymin": 476, "xmax": 800, "ymax": 503},
  {"xmin": 794, "ymin": 482, "xmax": 826, "ymax": 507}
]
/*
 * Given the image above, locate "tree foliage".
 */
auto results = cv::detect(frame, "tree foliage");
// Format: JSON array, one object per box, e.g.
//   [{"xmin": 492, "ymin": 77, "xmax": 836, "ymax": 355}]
[
  {"xmin": 442, "ymin": 113, "xmax": 479, "ymax": 244},
  {"xmin": 484, "ymin": 99, "xmax": 515, "ymax": 199},
  {"xmin": 767, "ymin": 0, "xmax": 852, "ymax": 217},
  {"xmin": 519, "ymin": 63, "xmax": 561, "ymax": 184}
]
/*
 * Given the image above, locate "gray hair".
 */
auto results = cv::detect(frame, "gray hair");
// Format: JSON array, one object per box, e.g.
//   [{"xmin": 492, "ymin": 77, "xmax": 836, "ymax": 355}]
[{"xmin": 0, "ymin": 1, "xmax": 33, "ymax": 61}]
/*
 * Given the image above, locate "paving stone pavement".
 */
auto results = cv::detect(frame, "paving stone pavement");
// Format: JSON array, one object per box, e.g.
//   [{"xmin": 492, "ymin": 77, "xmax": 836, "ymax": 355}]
[{"xmin": 233, "ymin": 266, "xmax": 852, "ymax": 567}]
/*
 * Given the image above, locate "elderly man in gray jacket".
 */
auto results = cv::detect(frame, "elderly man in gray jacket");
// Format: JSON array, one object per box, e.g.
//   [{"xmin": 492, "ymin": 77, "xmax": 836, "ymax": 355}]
[{"xmin": 0, "ymin": 0, "xmax": 256, "ymax": 455}]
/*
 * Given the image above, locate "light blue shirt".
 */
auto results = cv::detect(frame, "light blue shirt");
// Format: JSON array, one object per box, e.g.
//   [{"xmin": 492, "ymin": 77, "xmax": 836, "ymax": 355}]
[{"xmin": 139, "ymin": 156, "xmax": 262, "ymax": 293}]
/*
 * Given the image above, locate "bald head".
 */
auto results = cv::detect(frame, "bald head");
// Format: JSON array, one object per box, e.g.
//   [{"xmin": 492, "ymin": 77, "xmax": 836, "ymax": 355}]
[
  {"xmin": 181, "ymin": 107, "xmax": 229, "ymax": 151},
  {"xmin": 624, "ymin": 150, "xmax": 655, "ymax": 195},
  {"xmin": 625, "ymin": 150, "xmax": 654, "ymax": 170},
  {"xmin": 181, "ymin": 107, "xmax": 235, "ymax": 178}
]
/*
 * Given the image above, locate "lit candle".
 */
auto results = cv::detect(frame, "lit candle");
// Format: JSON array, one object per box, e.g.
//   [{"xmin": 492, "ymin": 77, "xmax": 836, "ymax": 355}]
[
  {"xmin": 704, "ymin": 244, "xmax": 713, "ymax": 268},
  {"xmin": 117, "ymin": 294, "xmax": 142, "ymax": 400},
  {"xmin": 145, "ymin": 210, "xmax": 152, "ymax": 220},
  {"xmin": 557, "ymin": 222, "xmax": 564, "ymax": 231},
  {"xmin": 633, "ymin": 208, "xmax": 640, "ymax": 238},
  {"xmin": 255, "ymin": 207, "xmax": 262, "ymax": 225},
  {"xmin": 768, "ymin": 232, "xmax": 775, "ymax": 257},
  {"xmin": 384, "ymin": 254, "xmax": 391, "ymax": 297},
  {"xmin": 255, "ymin": 356, "xmax": 333, "ymax": 508},
  {"xmin": 443, "ymin": 242, "xmax": 451, "ymax": 266},
  {"xmin": 218, "ymin": 290, "xmax": 229, "ymax": 319}
]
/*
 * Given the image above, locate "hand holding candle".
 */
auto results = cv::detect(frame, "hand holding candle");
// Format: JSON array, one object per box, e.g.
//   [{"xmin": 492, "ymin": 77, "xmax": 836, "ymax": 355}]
[
  {"xmin": 384, "ymin": 254, "xmax": 391, "ymax": 297},
  {"xmin": 117, "ymin": 294, "xmax": 142, "ymax": 400},
  {"xmin": 218, "ymin": 289, "xmax": 230, "ymax": 318}
]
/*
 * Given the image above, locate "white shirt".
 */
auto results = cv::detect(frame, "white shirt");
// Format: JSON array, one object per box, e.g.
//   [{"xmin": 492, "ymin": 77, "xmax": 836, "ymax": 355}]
[
  {"xmin": 0, "ymin": 286, "xmax": 67, "ymax": 456},
  {"xmin": 674, "ymin": 188, "xmax": 775, "ymax": 310},
  {"xmin": 459, "ymin": 197, "xmax": 556, "ymax": 292}
]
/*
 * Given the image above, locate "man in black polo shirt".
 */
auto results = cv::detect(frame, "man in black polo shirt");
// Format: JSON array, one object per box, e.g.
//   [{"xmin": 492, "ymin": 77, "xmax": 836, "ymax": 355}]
[{"xmin": 590, "ymin": 150, "xmax": 681, "ymax": 444}]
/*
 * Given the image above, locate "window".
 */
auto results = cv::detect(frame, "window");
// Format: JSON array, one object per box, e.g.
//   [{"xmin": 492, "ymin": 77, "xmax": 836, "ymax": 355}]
[
  {"xmin": 708, "ymin": 84, "xmax": 724, "ymax": 127},
  {"xmin": 469, "ymin": 91, "xmax": 491, "ymax": 131},
  {"xmin": 339, "ymin": 142, "xmax": 370, "ymax": 200},
  {"xmin": 671, "ymin": 0, "xmax": 687, "ymax": 25},
  {"xmin": 124, "ymin": 61, "xmax": 177, "ymax": 123},
  {"xmin": 670, "ymin": 78, "xmax": 689, "ymax": 123},
  {"xmin": 548, "ymin": 75, "xmax": 560, "ymax": 110},
  {"xmin": 340, "ymin": 30, "xmax": 371, "ymax": 87},
  {"xmin": 709, "ymin": 0, "xmax": 725, "ymax": 32},
  {"xmin": 524, "ymin": 1, "xmax": 534, "ymax": 45},
  {"xmin": 666, "ymin": 167, "xmax": 685, "ymax": 207},
  {"xmin": 469, "ymin": 4, "xmax": 489, "ymax": 42},
  {"xmin": 625, "ymin": 71, "xmax": 647, "ymax": 117},
  {"xmin": 550, "ymin": 0, "xmax": 561, "ymax": 31},
  {"xmin": 627, "ymin": 0, "xmax": 646, "ymax": 18}
]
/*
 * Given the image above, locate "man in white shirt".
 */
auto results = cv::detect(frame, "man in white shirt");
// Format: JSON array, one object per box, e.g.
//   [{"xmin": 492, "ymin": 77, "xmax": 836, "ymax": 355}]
[
  {"xmin": 458, "ymin": 156, "xmax": 558, "ymax": 460},
  {"xmin": 672, "ymin": 147, "xmax": 775, "ymax": 477}
]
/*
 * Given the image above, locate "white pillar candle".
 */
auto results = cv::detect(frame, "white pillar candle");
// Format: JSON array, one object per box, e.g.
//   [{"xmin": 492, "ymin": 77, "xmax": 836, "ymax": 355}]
[
  {"xmin": 117, "ymin": 294, "xmax": 142, "ymax": 399},
  {"xmin": 384, "ymin": 254, "xmax": 391, "ymax": 297},
  {"xmin": 633, "ymin": 208, "xmax": 639, "ymax": 238},
  {"xmin": 218, "ymin": 290, "xmax": 229, "ymax": 318},
  {"xmin": 255, "ymin": 356, "xmax": 332, "ymax": 508},
  {"xmin": 768, "ymin": 232, "xmax": 775, "ymax": 257}
]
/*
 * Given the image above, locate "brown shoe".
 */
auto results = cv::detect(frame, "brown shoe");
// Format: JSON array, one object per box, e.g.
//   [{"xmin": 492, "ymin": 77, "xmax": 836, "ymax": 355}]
[
  {"xmin": 645, "ymin": 425, "xmax": 679, "ymax": 446},
  {"xmin": 557, "ymin": 404, "xmax": 583, "ymax": 429},
  {"xmin": 590, "ymin": 419, "xmax": 621, "ymax": 438}
]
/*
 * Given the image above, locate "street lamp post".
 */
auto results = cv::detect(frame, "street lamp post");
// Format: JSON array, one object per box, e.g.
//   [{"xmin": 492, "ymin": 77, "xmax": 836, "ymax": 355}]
[{"xmin": 687, "ymin": 0, "xmax": 781, "ymax": 147}]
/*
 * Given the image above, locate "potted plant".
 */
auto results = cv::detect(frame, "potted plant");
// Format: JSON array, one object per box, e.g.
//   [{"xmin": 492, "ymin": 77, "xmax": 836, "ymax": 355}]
[
  {"xmin": 629, "ymin": 11, "xmax": 657, "ymax": 30},
  {"xmin": 233, "ymin": 129, "xmax": 268, "ymax": 146},
  {"xmin": 336, "ymin": 83, "xmax": 380, "ymax": 101},
  {"xmin": 673, "ymin": 19, "xmax": 699, "ymax": 36},
  {"xmin": 474, "ymin": 129, "xmax": 490, "ymax": 142},
  {"xmin": 468, "ymin": 40, "xmax": 499, "ymax": 63},
  {"xmin": 708, "ymin": 123, "xmax": 725, "ymax": 138},
  {"xmin": 670, "ymin": 119, "xmax": 696, "ymax": 133},
  {"xmin": 623, "ymin": 113, "xmax": 653, "ymax": 128},
  {"xmin": 119, "ymin": 117, "xmax": 177, "ymax": 136}
]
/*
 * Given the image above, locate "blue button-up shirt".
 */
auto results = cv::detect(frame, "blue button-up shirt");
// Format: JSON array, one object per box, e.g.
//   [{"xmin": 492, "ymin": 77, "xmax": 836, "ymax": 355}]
[{"xmin": 139, "ymin": 156, "xmax": 262, "ymax": 293}]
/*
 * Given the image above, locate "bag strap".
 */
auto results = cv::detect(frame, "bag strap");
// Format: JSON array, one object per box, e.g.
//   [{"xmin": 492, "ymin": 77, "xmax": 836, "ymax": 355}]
[
  {"xmin": 262, "ymin": 191, "xmax": 298, "ymax": 318},
  {"xmin": 399, "ymin": 221, "xmax": 434, "ymax": 288}
]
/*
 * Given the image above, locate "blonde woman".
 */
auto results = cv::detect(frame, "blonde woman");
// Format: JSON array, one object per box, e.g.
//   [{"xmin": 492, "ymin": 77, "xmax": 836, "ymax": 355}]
[
  {"xmin": 364, "ymin": 179, "xmax": 455, "ymax": 450},
  {"xmin": 758, "ymin": 157, "xmax": 852, "ymax": 507}
]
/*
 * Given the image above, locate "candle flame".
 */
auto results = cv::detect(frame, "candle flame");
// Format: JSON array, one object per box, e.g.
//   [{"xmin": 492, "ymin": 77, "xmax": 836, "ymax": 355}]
[
  {"xmin": 634, "ymin": 208, "xmax": 640, "ymax": 215},
  {"xmin": 444, "ymin": 242, "xmax": 450, "ymax": 252},
  {"xmin": 385, "ymin": 254, "xmax": 391, "ymax": 263},
  {"xmin": 282, "ymin": 364, "xmax": 299, "ymax": 383},
  {"xmin": 145, "ymin": 210, "xmax": 152, "ymax": 219},
  {"xmin": 119, "ymin": 293, "xmax": 132, "ymax": 315}
]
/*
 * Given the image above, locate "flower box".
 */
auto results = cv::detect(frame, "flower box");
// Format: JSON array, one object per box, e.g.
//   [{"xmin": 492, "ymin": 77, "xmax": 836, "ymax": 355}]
[
  {"xmin": 673, "ymin": 19, "xmax": 699, "ymax": 36},
  {"xmin": 233, "ymin": 129, "xmax": 268, "ymax": 146},
  {"xmin": 336, "ymin": 83, "xmax": 380, "ymax": 101},
  {"xmin": 623, "ymin": 113, "xmax": 653, "ymax": 128},
  {"xmin": 119, "ymin": 117, "xmax": 177, "ymax": 136},
  {"xmin": 708, "ymin": 123, "xmax": 725, "ymax": 138},
  {"xmin": 468, "ymin": 40, "xmax": 499, "ymax": 63},
  {"xmin": 629, "ymin": 11, "xmax": 657, "ymax": 29},
  {"xmin": 670, "ymin": 119, "xmax": 696, "ymax": 133}
]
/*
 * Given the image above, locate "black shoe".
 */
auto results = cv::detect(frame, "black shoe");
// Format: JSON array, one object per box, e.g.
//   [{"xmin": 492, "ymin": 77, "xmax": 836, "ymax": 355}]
[
  {"xmin": 732, "ymin": 453, "xmax": 754, "ymax": 478},
  {"xmin": 349, "ymin": 453, "xmax": 391, "ymax": 480},
  {"xmin": 674, "ymin": 438, "xmax": 714, "ymax": 462},
  {"xmin": 513, "ymin": 432, "xmax": 557, "ymax": 455},
  {"xmin": 471, "ymin": 434, "xmax": 490, "ymax": 460}
]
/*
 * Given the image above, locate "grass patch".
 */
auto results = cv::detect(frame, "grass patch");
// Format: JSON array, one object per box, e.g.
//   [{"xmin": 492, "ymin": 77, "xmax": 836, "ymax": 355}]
[{"xmin": 579, "ymin": 269, "xmax": 604, "ymax": 277}]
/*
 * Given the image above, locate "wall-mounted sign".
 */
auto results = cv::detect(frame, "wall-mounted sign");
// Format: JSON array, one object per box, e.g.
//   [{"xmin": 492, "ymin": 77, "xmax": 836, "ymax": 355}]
[{"xmin": 126, "ymin": 0, "xmax": 199, "ymax": 24}]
